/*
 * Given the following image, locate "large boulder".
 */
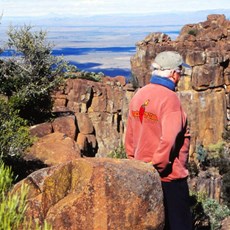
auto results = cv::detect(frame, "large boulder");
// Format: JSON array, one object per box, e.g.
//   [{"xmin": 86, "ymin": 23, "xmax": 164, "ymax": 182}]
[
  {"xmin": 13, "ymin": 158, "xmax": 164, "ymax": 230},
  {"xmin": 30, "ymin": 122, "xmax": 53, "ymax": 138},
  {"xmin": 52, "ymin": 115, "xmax": 77, "ymax": 140},
  {"xmin": 25, "ymin": 132, "xmax": 81, "ymax": 166}
]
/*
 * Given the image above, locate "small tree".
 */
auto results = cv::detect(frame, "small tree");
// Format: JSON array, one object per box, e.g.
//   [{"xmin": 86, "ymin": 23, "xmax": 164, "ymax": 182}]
[{"xmin": 0, "ymin": 25, "xmax": 76, "ymax": 125}]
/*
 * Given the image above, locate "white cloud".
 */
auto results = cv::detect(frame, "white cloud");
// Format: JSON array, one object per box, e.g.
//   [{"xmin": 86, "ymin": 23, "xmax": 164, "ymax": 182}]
[{"xmin": 0, "ymin": 0, "xmax": 230, "ymax": 17}]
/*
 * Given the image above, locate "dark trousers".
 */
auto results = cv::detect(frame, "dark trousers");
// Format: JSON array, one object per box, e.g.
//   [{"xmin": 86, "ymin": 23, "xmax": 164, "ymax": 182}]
[{"xmin": 161, "ymin": 178, "xmax": 192, "ymax": 230}]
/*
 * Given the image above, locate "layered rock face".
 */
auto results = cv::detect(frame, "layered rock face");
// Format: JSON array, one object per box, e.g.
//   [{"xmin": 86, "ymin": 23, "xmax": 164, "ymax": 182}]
[
  {"xmin": 13, "ymin": 158, "xmax": 164, "ymax": 230},
  {"xmin": 52, "ymin": 77, "xmax": 134, "ymax": 157},
  {"xmin": 131, "ymin": 14, "xmax": 230, "ymax": 152},
  {"xmin": 29, "ymin": 77, "xmax": 133, "ymax": 160}
]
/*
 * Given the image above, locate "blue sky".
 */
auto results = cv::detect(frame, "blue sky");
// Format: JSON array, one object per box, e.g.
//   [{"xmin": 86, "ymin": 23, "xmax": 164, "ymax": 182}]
[{"xmin": 1, "ymin": 0, "xmax": 230, "ymax": 17}]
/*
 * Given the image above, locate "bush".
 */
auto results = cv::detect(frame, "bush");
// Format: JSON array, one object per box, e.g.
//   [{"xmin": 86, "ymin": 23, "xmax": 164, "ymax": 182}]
[
  {"xmin": 194, "ymin": 142, "xmax": 230, "ymax": 209},
  {"xmin": 196, "ymin": 144, "xmax": 207, "ymax": 166},
  {"xmin": 0, "ymin": 160, "xmax": 53, "ymax": 229},
  {"xmin": 190, "ymin": 191, "xmax": 230, "ymax": 230},
  {"xmin": 188, "ymin": 29, "xmax": 198, "ymax": 36},
  {"xmin": 0, "ymin": 160, "xmax": 13, "ymax": 195},
  {"xmin": 0, "ymin": 25, "xmax": 76, "ymax": 125},
  {"xmin": 0, "ymin": 99, "xmax": 34, "ymax": 158},
  {"xmin": 203, "ymin": 198, "xmax": 230, "ymax": 230},
  {"xmin": 188, "ymin": 160, "xmax": 199, "ymax": 178},
  {"xmin": 66, "ymin": 69, "xmax": 105, "ymax": 82},
  {"xmin": 195, "ymin": 142, "xmax": 228, "ymax": 169},
  {"xmin": 0, "ymin": 161, "xmax": 28, "ymax": 229},
  {"xmin": 190, "ymin": 191, "xmax": 210, "ymax": 229}
]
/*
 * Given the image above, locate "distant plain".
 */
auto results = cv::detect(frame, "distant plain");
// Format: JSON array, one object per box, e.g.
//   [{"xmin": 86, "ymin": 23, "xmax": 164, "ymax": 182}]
[{"xmin": 0, "ymin": 10, "xmax": 229, "ymax": 77}]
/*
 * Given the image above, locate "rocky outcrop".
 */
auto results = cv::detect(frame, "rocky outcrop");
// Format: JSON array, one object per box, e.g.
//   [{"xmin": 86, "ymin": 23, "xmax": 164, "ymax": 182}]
[
  {"xmin": 27, "ymin": 75, "xmax": 134, "ymax": 166},
  {"xmin": 189, "ymin": 168, "xmax": 222, "ymax": 202},
  {"xmin": 31, "ymin": 77, "xmax": 134, "ymax": 158},
  {"xmin": 13, "ymin": 158, "xmax": 164, "ymax": 230}
]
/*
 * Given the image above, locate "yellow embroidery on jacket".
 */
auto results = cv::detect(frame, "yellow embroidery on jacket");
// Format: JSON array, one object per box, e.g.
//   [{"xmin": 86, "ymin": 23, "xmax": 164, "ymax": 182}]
[{"xmin": 131, "ymin": 110, "xmax": 158, "ymax": 122}]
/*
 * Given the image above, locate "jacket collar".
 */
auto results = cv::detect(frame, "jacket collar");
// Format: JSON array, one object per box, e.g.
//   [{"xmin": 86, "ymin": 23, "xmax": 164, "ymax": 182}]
[{"xmin": 150, "ymin": 75, "xmax": 175, "ymax": 91}]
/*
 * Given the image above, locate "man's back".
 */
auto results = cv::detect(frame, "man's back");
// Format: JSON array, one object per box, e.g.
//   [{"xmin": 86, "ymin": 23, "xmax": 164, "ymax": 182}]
[{"xmin": 125, "ymin": 82, "xmax": 189, "ymax": 182}]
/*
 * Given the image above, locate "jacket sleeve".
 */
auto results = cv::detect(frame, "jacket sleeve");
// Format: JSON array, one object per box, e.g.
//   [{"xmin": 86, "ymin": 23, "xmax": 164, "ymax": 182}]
[
  {"xmin": 125, "ymin": 111, "xmax": 135, "ymax": 159},
  {"xmin": 152, "ymin": 110, "xmax": 182, "ymax": 173}
]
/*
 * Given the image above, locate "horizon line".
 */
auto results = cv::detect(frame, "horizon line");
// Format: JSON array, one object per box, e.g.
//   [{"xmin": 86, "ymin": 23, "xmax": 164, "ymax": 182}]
[{"xmin": 2, "ymin": 8, "xmax": 230, "ymax": 19}]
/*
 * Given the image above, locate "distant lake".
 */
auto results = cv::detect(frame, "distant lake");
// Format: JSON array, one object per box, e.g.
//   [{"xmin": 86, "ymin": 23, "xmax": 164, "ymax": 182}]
[
  {"xmin": 0, "ymin": 21, "xmax": 181, "ymax": 78},
  {"xmin": 51, "ymin": 46, "xmax": 137, "ymax": 77}
]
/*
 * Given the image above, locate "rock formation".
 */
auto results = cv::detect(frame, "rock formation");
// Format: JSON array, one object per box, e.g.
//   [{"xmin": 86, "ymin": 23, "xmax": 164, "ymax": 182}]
[
  {"xmin": 29, "ymin": 77, "xmax": 133, "ymax": 160},
  {"xmin": 13, "ymin": 158, "xmax": 164, "ymax": 230}
]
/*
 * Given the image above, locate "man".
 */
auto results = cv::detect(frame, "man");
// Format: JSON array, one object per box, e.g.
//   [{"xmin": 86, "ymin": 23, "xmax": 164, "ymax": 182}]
[{"xmin": 125, "ymin": 51, "xmax": 192, "ymax": 230}]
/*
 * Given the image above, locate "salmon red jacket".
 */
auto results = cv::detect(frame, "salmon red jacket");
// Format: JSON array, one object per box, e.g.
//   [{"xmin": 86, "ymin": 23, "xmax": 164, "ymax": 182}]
[{"xmin": 125, "ymin": 76, "xmax": 190, "ymax": 182}]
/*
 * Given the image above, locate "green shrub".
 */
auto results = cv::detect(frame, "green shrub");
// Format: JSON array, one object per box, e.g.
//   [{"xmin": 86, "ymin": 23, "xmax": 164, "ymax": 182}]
[
  {"xmin": 188, "ymin": 29, "xmax": 198, "ymax": 36},
  {"xmin": 0, "ymin": 184, "xmax": 29, "ymax": 230},
  {"xmin": 0, "ymin": 160, "xmax": 14, "ymax": 196},
  {"xmin": 0, "ymin": 161, "xmax": 28, "ymax": 229},
  {"xmin": 0, "ymin": 25, "xmax": 76, "ymax": 125},
  {"xmin": 196, "ymin": 144, "xmax": 207, "ymax": 165},
  {"xmin": 222, "ymin": 171, "xmax": 230, "ymax": 209},
  {"xmin": 188, "ymin": 160, "xmax": 199, "ymax": 178},
  {"xmin": 203, "ymin": 198, "xmax": 230, "ymax": 230},
  {"xmin": 0, "ymin": 160, "xmax": 52, "ymax": 229},
  {"xmin": 108, "ymin": 144, "xmax": 127, "ymax": 159},
  {"xmin": 79, "ymin": 71, "xmax": 104, "ymax": 82},
  {"xmin": 196, "ymin": 142, "xmax": 228, "ymax": 168},
  {"xmin": 66, "ymin": 70, "xmax": 104, "ymax": 82},
  {"xmin": 206, "ymin": 142, "xmax": 225, "ymax": 160},
  {"xmin": 222, "ymin": 126, "xmax": 230, "ymax": 141},
  {"xmin": 190, "ymin": 191, "xmax": 210, "ymax": 229},
  {"xmin": 0, "ymin": 99, "xmax": 34, "ymax": 158},
  {"xmin": 206, "ymin": 142, "xmax": 225, "ymax": 152},
  {"xmin": 190, "ymin": 191, "xmax": 230, "ymax": 230}
]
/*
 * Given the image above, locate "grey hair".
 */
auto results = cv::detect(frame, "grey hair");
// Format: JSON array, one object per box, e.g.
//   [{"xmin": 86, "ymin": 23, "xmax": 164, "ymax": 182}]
[
  {"xmin": 151, "ymin": 62, "xmax": 172, "ymax": 77},
  {"xmin": 152, "ymin": 69, "xmax": 172, "ymax": 78}
]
